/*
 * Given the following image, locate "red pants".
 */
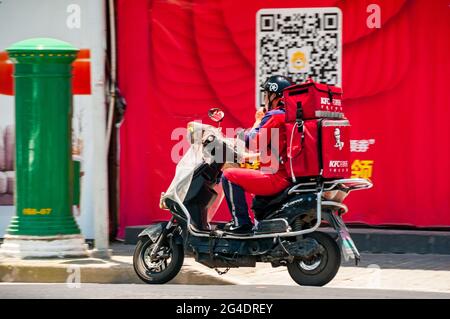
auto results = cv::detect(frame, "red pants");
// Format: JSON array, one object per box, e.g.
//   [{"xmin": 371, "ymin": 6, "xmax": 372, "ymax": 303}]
[
  {"xmin": 222, "ymin": 168, "xmax": 291, "ymax": 196},
  {"xmin": 221, "ymin": 168, "xmax": 291, "ymax": 226}
]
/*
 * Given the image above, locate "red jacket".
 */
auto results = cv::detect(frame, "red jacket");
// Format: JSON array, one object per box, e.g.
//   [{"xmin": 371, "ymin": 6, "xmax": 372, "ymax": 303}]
[{"xmin": 245, "ymin": 107, "xmax": 288, "ymax": 175}]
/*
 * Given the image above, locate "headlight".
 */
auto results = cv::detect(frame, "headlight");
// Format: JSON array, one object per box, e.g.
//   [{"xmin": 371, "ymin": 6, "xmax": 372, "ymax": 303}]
[
  {"xmin": 187, "ymin": 122, "xmax": 195, "ymax": 144},
  {"xmin": 186, "ymin": 121, "xmax": 206, "ymax": 145}
]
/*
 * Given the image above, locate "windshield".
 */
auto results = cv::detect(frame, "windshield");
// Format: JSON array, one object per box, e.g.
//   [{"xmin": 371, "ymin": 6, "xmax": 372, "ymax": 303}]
[{"xmin": 163, "ymin": 144, "xmax": 204, "ymax": 203}]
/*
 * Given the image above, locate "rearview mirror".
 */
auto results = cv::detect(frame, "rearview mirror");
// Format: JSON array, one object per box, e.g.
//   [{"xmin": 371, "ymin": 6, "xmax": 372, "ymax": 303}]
[{"xmin": 208, "ymin": 108, "xmax": 225, "ymax": 123}]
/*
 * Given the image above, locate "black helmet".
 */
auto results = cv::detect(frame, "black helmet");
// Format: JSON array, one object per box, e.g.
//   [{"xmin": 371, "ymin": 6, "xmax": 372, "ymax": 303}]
[{"xmin": 262, "ymin": 75, "xmax": 292, "ymax": 97}]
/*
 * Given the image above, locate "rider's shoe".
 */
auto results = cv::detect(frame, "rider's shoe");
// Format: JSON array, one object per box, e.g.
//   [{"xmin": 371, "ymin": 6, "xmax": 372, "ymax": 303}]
[
  {"xmin": 216, "ymin": 221, "xmax": 234, "ymax": 230},
  {"xmin": 223, "ymin": 223, "xmax": 254, "ymax": 234}
]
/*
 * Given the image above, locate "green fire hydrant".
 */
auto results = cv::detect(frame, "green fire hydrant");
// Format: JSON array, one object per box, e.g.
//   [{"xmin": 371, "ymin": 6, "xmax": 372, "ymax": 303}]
[{"xmin": 0, "ymin": 38, "xmax": 87, "ymax": 258}]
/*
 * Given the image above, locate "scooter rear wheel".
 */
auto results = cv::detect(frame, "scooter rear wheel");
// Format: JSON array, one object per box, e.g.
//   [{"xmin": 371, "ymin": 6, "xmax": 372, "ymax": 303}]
[
  {"xmin": 133, "ymin": 236, "xmax": 184, "ymax": 284},
  {"xmin": 287, "ymin": 231, "xmax": 341, "ymax": 287}
]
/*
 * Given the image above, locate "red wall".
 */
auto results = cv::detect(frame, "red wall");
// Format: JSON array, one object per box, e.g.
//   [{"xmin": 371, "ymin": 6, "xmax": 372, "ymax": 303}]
[{"xmin": 116, "ymin": 0, "xmax": 450, "ymax": 238}]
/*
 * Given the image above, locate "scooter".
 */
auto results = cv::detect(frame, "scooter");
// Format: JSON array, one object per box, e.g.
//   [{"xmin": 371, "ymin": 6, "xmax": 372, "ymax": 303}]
[{"xmin": 133, "ymin": 108, "xmax": 372, "ymax": 286}]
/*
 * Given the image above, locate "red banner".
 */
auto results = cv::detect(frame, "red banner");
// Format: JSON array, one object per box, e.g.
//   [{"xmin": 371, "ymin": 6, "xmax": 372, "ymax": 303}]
[{"xmin": 117, "ymin": 0, "xmax": 450, "ymax": 238}]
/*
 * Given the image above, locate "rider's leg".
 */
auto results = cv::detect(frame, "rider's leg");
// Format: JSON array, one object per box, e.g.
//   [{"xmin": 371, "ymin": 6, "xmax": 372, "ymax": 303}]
[
  {"xmin": 221, "ymin": 175, "xmax": 253, "ymax": 228},
  {"xmin": 222, "ymin": 168, "xmax": 291, "ymax": 196},
  {"xmin": 220, "ymin": 168, "xmax": 291, "ymax": 233}
]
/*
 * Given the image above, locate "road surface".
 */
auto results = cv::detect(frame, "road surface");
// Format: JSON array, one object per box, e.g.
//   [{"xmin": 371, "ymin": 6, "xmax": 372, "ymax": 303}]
[{"xmin": 1, "ymin": 283, "xmax": 449, "ymax": 299}]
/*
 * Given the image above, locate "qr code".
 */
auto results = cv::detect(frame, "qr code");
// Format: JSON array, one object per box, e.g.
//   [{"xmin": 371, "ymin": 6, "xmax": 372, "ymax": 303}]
[{"xmin": 256, "ymin": 8, "xmax": 342, "ymax": 106}]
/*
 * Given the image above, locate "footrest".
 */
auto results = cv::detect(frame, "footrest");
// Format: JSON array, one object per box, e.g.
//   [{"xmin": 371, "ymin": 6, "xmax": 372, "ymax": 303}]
[{"xmin": 255, "ymin": 218, "xmax": 290, "ymax": 234}]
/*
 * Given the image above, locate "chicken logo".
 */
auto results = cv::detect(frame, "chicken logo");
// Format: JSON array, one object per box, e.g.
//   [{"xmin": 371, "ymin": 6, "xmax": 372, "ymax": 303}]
[{"xmin": 334, "ymin": 128, "xmax": 344, "ymax": 150}]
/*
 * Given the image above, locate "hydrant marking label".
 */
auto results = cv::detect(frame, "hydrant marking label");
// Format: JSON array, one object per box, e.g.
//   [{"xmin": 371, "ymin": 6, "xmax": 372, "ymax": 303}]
[{"xmin": 23, "ymin": 208, "xmax": 52, "ymax": 215}]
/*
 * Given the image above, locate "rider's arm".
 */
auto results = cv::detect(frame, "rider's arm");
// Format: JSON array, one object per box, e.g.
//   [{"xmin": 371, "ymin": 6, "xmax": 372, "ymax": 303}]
[
  {"xmin": 245, "ymin": 110, "xmax": 285, "ymax": 150},
  {"xmin": 251, "ymin": 108, "xmax": 265, "ymax": 129}
]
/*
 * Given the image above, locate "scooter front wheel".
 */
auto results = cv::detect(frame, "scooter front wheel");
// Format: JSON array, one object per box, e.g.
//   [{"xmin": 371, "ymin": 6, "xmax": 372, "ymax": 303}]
[
  {"xmin": 287, "ymin": 231, "xmax": 341, "ymax": 287},
  {"xmin": 133, "ymin": 236, "xmax": 184, "ymax": 284}
]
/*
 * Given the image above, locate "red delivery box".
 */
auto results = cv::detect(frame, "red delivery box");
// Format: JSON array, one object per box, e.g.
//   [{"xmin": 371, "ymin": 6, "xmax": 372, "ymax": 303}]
[
  {"xmin": 285, "ymin": 119, "xmax": 351, "ymax": 180},
  {"xmin": 284, "ymin": 80, "xmax": 344, "ymax": 122}
]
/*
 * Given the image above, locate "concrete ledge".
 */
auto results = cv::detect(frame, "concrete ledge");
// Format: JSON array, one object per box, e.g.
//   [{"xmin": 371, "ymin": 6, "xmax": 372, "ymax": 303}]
[
  {"xmin": 0, "ymin": 261, "xmax": 139, "ymax": 284},
  {"xmin": 125, "ymin": 226, "xmax": 450, "ymax": 255},
  {"xmin": 0, "ymin": 255, "xmax": 234, "ymax": 285},
  {"xmin": 0, "ymin": 234, "xmax": 89, "ymax": 258}
]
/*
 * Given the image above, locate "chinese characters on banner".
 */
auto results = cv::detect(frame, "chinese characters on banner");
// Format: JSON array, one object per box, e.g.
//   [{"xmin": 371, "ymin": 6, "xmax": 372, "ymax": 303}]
[{"xmin": 350, "ymin": 139, "xmax": 375, "ymax": 179}]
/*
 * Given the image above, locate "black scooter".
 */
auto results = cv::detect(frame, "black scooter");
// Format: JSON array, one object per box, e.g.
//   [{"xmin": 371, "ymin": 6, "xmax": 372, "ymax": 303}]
[{"xmin": 133, "ymin": 109, "xmax": 372, "ymax": 286}]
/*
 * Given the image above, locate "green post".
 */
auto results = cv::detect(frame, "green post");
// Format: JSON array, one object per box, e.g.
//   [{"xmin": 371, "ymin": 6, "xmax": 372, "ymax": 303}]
[
  {"xmin": 0, "ymin": 38, "xmax": 87, "ymax": 258},
  {"xmin": 73, "ymin": 156, "xmax": 81, "ymax": 208}
]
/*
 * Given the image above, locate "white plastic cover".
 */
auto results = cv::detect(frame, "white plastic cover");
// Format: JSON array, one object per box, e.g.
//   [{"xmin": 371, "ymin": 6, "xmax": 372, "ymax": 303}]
[{"xmin": 163, "ymin": 144, "xmax": 204, "ymax": 203}]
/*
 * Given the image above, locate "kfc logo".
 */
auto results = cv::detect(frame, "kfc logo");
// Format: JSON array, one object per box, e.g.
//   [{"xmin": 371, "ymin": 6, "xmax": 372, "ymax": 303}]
[
  {"xmin": 320, "ymin": 97, "xmax": 342, "ymax": 110},
  {"xmin": 329, "ymin": 160, "xmax": 349, "ymax": 168}
]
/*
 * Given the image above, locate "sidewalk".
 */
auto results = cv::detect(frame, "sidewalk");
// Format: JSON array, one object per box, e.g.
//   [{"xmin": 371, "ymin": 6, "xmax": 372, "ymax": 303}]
[
  {"xmin": 217, "ymin": 253, "xmax": 450, "ymax": 293},
  {"xmin": 1, "ymin": 242, "xmax": 450, "ymax": 294}
]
